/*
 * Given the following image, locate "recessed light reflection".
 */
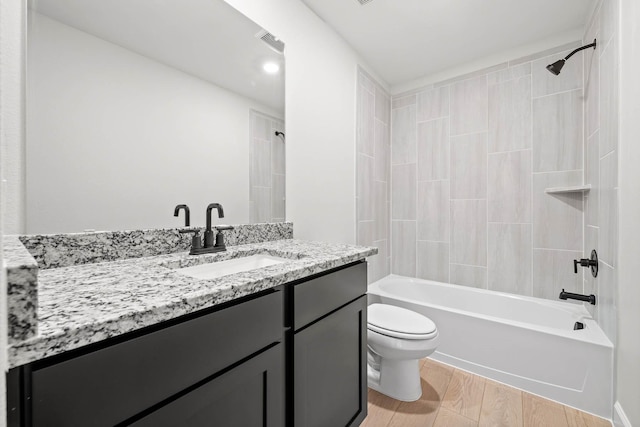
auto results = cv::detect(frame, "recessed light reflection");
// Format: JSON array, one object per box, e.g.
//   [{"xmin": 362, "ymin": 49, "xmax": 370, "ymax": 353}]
[{"xmin": 263, "ymin": 62, "xmax": 279, "ymax": 74}]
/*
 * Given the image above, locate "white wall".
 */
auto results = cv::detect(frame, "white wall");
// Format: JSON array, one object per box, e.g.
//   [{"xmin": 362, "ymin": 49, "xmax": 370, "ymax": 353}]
[
  {"xmin": 224, "ymin": 0, "xmax": 384, "ymax": 244},
  {"xmin": 0, "ymin": 0, "xmax": 24, "ymax": 424},
  {"xmin": 616, "ymin": 0, "xmax": 640, "ymax": 423},
  {"xmin": 27, "ymin": 13, "xmax": 281, "ymax": 233},
  {"xmin": 1, "ymin": 2, "xmax": 26, "ymax": 236}
]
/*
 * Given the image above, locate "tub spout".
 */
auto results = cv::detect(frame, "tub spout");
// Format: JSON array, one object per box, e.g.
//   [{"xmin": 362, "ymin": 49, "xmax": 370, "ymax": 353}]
[{"xmin": 559, "ymin": 289, "xmax": 596, "ymax": 305}]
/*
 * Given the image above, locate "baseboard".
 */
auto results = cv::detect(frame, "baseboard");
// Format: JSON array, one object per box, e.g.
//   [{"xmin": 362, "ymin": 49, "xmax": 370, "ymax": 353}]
[{"xmin": 614, "ymin": 402, "xmax": 633, "ymax": 427}]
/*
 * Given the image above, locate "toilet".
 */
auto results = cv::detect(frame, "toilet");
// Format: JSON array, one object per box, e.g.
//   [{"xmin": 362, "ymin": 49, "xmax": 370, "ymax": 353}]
[{"xmin": 367, "ymin": 303, "xmax": 440, "ymax": 401}]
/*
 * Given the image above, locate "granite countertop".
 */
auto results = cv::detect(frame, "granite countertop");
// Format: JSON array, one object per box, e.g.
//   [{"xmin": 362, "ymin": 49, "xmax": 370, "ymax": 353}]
[{"xmin": 8, "ymin": 239, "xmax": 377, "ymax": 368}]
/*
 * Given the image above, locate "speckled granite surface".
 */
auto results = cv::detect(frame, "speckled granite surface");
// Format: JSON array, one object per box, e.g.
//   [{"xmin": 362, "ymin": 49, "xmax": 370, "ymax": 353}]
[
  {"xmin": 4, "ymin": 223, "xmax": 293, "ymax": 344},
  {"xmin": 4, "ymin": 236, "xmax": 39, "ymax": 343},
  {"xmin": 8, "ymin": 239, "xmax": 376, "ymax": 368},
  {"xmin": 19, "ymin": 222, "xmax": 293, "ymax": 269}
]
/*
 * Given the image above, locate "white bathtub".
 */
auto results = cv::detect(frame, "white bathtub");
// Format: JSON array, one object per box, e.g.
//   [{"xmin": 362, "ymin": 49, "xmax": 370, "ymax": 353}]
[{"xmin": 368, "ymin": 275, "xmax": 613, "ymax": 419}]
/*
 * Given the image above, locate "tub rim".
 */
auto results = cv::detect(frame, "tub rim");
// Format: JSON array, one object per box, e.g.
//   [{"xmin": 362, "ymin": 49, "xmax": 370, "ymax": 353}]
[{"xmin": 368, "ymin": 274, "xmax": 613, "ymax": 349}]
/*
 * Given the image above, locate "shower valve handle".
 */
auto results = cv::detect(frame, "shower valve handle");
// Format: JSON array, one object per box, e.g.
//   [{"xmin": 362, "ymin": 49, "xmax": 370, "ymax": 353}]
[
  {"xmin": 573, "ymin": 259, "xmax": 590, "ymax": 273},
  {"xmin": 573, "ymin": 250, "xmax": 599, "ymax": 277}
]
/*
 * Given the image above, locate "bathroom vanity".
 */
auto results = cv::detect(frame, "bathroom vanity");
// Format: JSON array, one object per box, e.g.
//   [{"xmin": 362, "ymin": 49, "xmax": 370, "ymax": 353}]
[{"xmin": 4, "ymin": 226, "xmax": 375, "ymax": 426}]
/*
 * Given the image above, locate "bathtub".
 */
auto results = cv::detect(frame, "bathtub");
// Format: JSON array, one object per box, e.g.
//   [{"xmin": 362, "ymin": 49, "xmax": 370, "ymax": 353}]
[{"xmin": 368, "ymin": 275, "xmax": 613, "ymax": 419}]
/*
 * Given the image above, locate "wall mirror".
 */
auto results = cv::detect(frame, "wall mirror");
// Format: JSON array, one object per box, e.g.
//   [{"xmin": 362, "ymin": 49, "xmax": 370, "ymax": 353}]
[{"xmin": 26, "ymin": 0, "xmax": 285, "ymax": 234}]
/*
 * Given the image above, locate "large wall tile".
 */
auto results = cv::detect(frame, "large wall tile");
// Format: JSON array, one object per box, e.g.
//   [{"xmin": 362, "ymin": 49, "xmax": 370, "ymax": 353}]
[
  {"xmin": 375, "ymin": 86, "xmax": 390, "ymax": 125},
  {"xmin": 392, "ymin": 164, "xmax": 416, "ymax": 220},
  {"xmin": 417, "ymin": 180, "xmax": 449, "ymax": 242},
  {"xmin": 451, "ymin": 132, "xmax": 487, "ymax": 199},
  {"xmin": 584, "ymin": 226, "xmax": 599, "ymax": 317},
  {"xmin": 488, "ymin": 150, "xmax": 532, "ymax": 223},
  {"xmin": 417, "ymin": 118, "xmax": 449, "ymax": 181},
  {"xmin": 392, "ymin": 105, "xmax": 417, "ymax": 164},
  {"xmin": 371, "ymin": 239, "xmax": 390, "ymax": 283},
  {"xmin": 532, "ymin": 50, "xmax": 583, "ymax": 98},
  {"xmin": 417, "ymin": 241, "xmax": 449, "ymax": 283},
  {"xmin": 599, "ymin": 38, "xmax": 618, "ymax": 157},
  {"xmin": 374, "ymin": 181, "xmax": 388, "ymax": 241},
  {"xmin": 416, "ymin": 86, "xmax": 449, "ymax": 122},
  {"xmin": 487, "ymin": 62, "xmax": 531, "ymax": 85},
  {"xmin": 488, "ymin": 224, "xmax": 532, "ymax": 296},
  {"xmin": 488, "ymin": 75, "xmax": 532, "ymax": 152},
  {"xmin": 533, "ymin": 90, "xmax": 583, "ymax": 172},
  {"xmin": 450, "ymin": 75, "xmax": 488, "ymax": 136},
  {"xmin": 584, "ymin": 17, "xmax": 600, "ymax": 139},
  {"xmin": 357, "ymin": 220, "xmax": 375, "ymax": 247},
  {"xmin": 358, "ymin": 70, "xmax": 376, "ymax": 93},
  {"xmin": 358, "ymin": 69, "xmax": 392, "ymax": 283},
  {"xmin": 250, "ymin": 186, "xmax": 271, "ymax": 223},
  {"xmin": 251, "ymin": 114, "xmax": 271, "ymax": 140},
  {"xmin": 532, "ymin": 249, "xmax": 582, "ymax": 299},
  {"xmin": 357, "ymin": 153, "xmax": 374, "ymax": 221},
  {"xmin": 392, "ymin": 93, "xmax": 417, "ymax": 109},
  {"xmin": 533, "ymin": 171, "xmax": 583, "ymax": 250},
  {"xmin": 599, "ymin": 153, "xmax": 618, "ymax": 267},
  {"xmin": 250, "ymin": 138, "xmax": 271, "ymax": 187},
  {"xmin": 450, "ymin": 264, "xmax": 487, "ymax": 289},
  {"xmin": 374, "ymin": 119, "xmax": 390, "ymax": 182},
  {"xmin": 392, "ymin": 221, "xmax": 416, "ymax": 277},
  {"xmin": 435, "ymin": 63, "xmax": 506, "ymax": 88},
  {"xmin": 357, "ymin": 83, "xmax": 375, "ymax": 157},
  {"xmin": 597, "ymin": 262, "xmax": 617, "ymax": 344},
  {"xmin": 271, "ymin": 174, "xmax": 285, "ymax": 220},
  {"xmin": 451, "ymin": 200, "xmax": 487, "ymax": 266},
  {"xmin": 585, "ymin": 131, "xmax": 599, "ymax": 227},
  {"xmin": 271, "ymin": 131, "xmax": 285, "ymax": 175}
]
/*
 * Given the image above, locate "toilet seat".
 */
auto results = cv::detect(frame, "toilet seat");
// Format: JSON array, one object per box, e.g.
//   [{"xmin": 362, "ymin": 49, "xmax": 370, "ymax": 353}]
[{"xmin": 368, "ymin": 304, "xmax": 437, "ymax": 340}]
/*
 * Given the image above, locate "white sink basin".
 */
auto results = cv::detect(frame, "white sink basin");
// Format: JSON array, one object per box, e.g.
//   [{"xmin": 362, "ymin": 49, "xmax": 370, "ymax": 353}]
[{"xmin": 175, "ymin": 254, "xmax": 289, "ymax": 280}]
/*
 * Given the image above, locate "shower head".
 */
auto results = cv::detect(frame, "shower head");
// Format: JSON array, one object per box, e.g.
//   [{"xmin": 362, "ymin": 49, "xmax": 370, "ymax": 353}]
[
  {"xmin": 275, "ymin": 131, "xmax": 285, "ymax": 139},
  {"xmin": 546, "ymin": 59, "xmax": 565, "ymax": 75},
  {"xmin": 546, "ymin": 39, "xmax": 596, "ymax": 75}
]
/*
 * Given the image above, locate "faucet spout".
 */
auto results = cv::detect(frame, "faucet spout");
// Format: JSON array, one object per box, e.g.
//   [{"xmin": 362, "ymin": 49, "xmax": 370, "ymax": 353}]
[
  {"xmin": 205, "ymin": 203, "xmax": 225, "ymax": 232},
  {"xmin": 204, "ymin": 203, "xmax": 225, "ymax": 249},
  {"xmin": 173, "ymin": 204, "xmax": 190, "ymax": 227}
]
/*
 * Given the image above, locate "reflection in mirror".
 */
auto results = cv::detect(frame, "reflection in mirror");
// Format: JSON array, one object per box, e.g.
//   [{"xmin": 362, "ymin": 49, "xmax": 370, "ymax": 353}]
[{"xmin": 26, "ymin": 0, "xmax": 284, "ymax": 234}]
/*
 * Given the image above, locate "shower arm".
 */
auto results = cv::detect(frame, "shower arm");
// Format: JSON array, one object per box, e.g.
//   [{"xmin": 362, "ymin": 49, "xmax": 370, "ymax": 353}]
[{"xmin": 564, "ymin": 39, "xmax": 596, "ymax": 61}]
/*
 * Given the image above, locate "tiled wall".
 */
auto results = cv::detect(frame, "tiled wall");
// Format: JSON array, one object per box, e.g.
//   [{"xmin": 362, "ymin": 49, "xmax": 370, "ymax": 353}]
[
  {"xmin": 390, "ymin": 42, "xmax": 589, "ymax": 300},
  {"xmin": 356, "ymin": 68, "xmax": 391, "ymax": 283},
  {"xmin": 583, "ymin": 0, "xmax": 619, "ymax": 344},
  {"xmin": 249, "ymin": 110, "xmax": 285, "ymax": 223}
]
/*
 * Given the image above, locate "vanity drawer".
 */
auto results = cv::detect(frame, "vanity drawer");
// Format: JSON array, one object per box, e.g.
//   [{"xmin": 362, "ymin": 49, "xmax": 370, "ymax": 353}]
[
  {"xmin": 293, "ymin": 262, "xmax": 366, "ymax": 329},
  {"xmin": 30, "ymin": 289, "xmax": 283, "ymax": 427}
]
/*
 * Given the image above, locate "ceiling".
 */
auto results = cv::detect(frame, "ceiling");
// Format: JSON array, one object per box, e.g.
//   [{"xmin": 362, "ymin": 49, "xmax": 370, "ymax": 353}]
[
  {"xmin": 301, "ymin": 0, "xmax": 596, "ymax": 89},
  {"xmin": 29, "ymin": 0, "xmax": 284, "ymax": 112}
]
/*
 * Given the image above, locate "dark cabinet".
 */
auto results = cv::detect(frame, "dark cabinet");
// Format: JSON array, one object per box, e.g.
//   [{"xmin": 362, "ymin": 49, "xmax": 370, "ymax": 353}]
[
  {"xmin": 30, "ymin": 290, "xmax": 283, "ymax": 427},
  {"xmin": 293, "ymin": 296, "xmax": 367, "ymax": 427},
  {"xmin": 131, "ymin": 343, "xmax": 284, "ymax": 427},
  {"xmin": 7, "ymin": 261, "xmax": 368, "ymax": 427}
]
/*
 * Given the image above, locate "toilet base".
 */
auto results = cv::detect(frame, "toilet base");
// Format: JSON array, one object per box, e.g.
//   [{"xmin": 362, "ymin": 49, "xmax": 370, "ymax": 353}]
[{"xmin": 367, "ymin": 357, "xmax": 422, "ymax": 402}]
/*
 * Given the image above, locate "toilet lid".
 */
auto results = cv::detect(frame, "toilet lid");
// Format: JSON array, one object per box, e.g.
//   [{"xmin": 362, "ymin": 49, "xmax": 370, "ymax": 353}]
[{"xmin": 368, "ymin": 304, "xmax": 437, "ymax": 340}]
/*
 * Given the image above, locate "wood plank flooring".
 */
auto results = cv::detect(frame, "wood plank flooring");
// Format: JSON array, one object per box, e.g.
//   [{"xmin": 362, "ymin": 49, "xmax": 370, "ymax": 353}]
[{"xmin": 361, "ymin": 358, "xmax": 611, "ymax": 427}]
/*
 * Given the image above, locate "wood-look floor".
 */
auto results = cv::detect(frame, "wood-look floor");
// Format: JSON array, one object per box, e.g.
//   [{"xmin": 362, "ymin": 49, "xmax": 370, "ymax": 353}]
[{"xmin": 361, "ymin": 358, "xmax": 611, "ymax": 427}]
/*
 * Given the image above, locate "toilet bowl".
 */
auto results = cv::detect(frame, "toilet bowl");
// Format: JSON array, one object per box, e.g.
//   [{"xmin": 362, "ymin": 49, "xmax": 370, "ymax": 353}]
[{"xmin": 367, "ymin": 303, "xmax": 439, "ymax": 401}]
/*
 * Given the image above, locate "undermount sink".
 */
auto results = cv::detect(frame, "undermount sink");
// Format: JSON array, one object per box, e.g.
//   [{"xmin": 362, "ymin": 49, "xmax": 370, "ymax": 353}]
[{"xmin": 175, "ymin": 254, "xmax": 290, "ymax": 280}]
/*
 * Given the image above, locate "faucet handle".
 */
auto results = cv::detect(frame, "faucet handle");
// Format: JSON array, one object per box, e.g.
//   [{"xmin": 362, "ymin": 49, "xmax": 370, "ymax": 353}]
[
  {"xmin": 179, "ymin": 228, "xmax": 202, "ymax": 250},
  {"xmin": 213, "ymin": 225, "xmax": 234, "ymax": 248}
]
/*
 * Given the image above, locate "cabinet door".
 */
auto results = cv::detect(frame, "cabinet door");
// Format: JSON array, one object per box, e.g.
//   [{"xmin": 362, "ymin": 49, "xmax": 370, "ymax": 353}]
[
  {"xmin": 294, "ymin": 296, "xmax": 367, "ymax": 427},
  {"xmin": 31, "ymin": 290, "xmax": 283, "ymax": 427},
  {"xmin": 131, "ymin": 343, "xmax": 284, "ymax": 427}
]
